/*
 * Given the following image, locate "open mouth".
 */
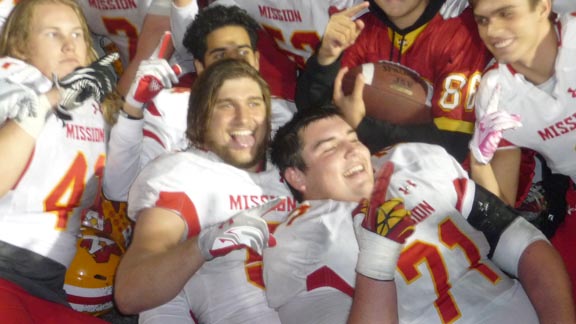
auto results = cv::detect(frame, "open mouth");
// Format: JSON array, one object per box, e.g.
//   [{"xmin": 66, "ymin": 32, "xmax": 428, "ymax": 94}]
[
  {"xmin": 230, "ymin": 130, "xmax": 255, "ymax": 148},
  {"xmin": 343, "ymin": 164, "xmax": 366, "ymax": 177},
  {"xmin": 493, "ymin": 38, "xmax": 513, "ymax": 49}
]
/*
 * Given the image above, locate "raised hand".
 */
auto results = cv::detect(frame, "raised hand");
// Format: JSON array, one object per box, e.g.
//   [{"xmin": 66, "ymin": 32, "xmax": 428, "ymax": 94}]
[
  {"xmin": 353, "ymin": 163, "xmax": 416, "ymax": 280},
  {"xmin": 317, "ymin": 1, "xmax": 369, "ymax": 65},
  {"xmin": 439, "ymin": 0, "xmax": 469, "ymax": 19},
  {"xmin": 198, "ymin": 197, "xmax": 284, "ymax": 261},
  {"xmin": 125, "ymin": 31, "xmax": 182, "ymax": 110},
  {"xmin": 57, "ymin": 52, "xmax": 120, "ymax": 111},
  {"xmin": 333, "ymin": 66, "xmax": 365, "ymax": 128},
  {"xmin": 469, "ymin": 85, "xmax": 522, "ymax": 164}
]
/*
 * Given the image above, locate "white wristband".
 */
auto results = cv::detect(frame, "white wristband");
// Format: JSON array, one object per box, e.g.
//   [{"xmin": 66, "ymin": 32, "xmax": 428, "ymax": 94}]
[
  {"xmin": 355, "ymin": 228, "xmax": 403, "ymax": 281},
  {"xmin": 15, "ymin": 94, "xmax": 52, "ymax": 138}
]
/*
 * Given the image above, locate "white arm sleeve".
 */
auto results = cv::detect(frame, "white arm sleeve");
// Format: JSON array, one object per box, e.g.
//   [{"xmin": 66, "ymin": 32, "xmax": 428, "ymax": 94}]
[
  {"xmin": 103, "ymin": 115, "xmax": 144, "ymax": 201},
  {"xmin": 170, "ymin": 0, "xmax": 199, "ymax": 62},
  {"xmin": 491, "ymin": 217, "xmax": 548, "ymax": 277}
]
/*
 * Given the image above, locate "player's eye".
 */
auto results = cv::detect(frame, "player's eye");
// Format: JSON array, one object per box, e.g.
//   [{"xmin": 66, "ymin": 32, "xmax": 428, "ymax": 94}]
[
  {"xmin": 474, "ymin": 16, "xmax": 489, "ymax": 26},
  {"xmin": 238, "ymin": 48, "xmax": 252, "ymax": 57}
]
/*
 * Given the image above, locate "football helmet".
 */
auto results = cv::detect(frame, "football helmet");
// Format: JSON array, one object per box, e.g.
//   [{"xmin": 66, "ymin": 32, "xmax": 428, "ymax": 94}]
[{"xmin": 64, "ymin": 227, "xmax": 125, "ymax": 316}]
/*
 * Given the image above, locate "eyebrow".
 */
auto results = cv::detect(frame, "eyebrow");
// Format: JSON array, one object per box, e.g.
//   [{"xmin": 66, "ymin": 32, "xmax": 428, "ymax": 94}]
[
  {"xmin": 207, "ymin": 44, "xmax": 252, "ymax": 56},
  {"xmin": 311, "ymin": 128, "xmax": 356, "ymax": 151},
  {"xmin": 215, "ymin": 96, "xmax": 264, "ymax": 104},
  {"xmin": 474, "ymin": 5, "xmax": 516, "ymax": 18}
]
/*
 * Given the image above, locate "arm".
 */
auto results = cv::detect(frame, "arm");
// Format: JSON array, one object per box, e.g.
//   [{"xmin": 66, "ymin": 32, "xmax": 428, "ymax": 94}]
[
  {"xmin": 117, "ymin": 13, "xmax": 171, "ymax": 96},
  {"xmin": 114, "ymin": 207, "xmax": 205, "ymax": 314},
  {"xmin": 0, "ymin": 87, "xmax": 60, "ymax": 197},
  {"xmin": 518, "ymin": 240, "xmax": 576, "ymax": 323},
  {"xmin": 471, "ymin": 148, "xmax": 521, "ymax": 206},
  {"xmin": 294, "ymin": 2, "xmax": 369, "ymax": 111},
  {"xmin": 347, "ymin": 274, "xmax": 398, "ymax": 324}
]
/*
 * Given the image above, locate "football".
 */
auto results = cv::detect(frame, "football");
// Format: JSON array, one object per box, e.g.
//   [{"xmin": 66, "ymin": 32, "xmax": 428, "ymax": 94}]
[{"xmin": 341, "ymin": 60, "xmax": 432, "ymax": 125}]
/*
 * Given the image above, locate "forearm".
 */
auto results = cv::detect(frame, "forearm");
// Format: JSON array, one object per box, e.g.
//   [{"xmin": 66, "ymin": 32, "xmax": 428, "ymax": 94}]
[
  {"xmin": 518, "ymin": 240, "xmax": 576, "ymax": 323},
  {"xmin": 295, "ymin": 53, "xmax": 341, "ymax": 111},
  {"xmin": 115, "ymin": 236, "xmax": 205, "ymax": 314},
  {"xmin": 347, "ymin": 275, "xmax": 398, "ymax": 324}
]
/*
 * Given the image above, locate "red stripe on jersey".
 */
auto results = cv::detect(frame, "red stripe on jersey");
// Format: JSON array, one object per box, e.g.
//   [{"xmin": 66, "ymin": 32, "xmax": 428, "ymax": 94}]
[
  {"xmin": 452, "ymin": 177, "xmax": 468, "ymax": 213},
  {"xmin": 156, "ymin": 191, "xmax": 201, "ymax": 237},
  {"xmin": 66, "ymin": 292, "xmax": 113, "ymax": 305},
  {"xmin": 306, "ymin": 266, "xmax": 354, "ymax": 297},
  {"xmin": 143, "ymin": 129, "xmax": 166, "ymax": 149}
]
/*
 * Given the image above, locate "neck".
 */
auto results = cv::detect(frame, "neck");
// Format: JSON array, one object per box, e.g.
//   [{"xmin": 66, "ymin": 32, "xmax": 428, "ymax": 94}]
[{"xmin": 510, "ymin": 22, "xmax": 557, "ymax": 85}]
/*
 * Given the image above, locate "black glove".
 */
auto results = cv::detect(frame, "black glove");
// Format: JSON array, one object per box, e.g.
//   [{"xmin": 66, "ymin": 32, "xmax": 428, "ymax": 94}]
[{"xmin": 57, "ymin": 52, "xmax": 119, "ymax": 111}]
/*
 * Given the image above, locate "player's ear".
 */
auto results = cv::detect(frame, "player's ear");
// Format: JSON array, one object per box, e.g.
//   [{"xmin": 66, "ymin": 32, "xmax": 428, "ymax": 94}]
[
  {"xmin": 536, "ymin": 0, "xmax": 552, "ymax": 19},
  {"xmin": 284, "ymin": 167, "xmax": 306, "ymax": 193},
  {"xmin": 194, "ymin": 59, "xmax": 205, "ymax": 75}
]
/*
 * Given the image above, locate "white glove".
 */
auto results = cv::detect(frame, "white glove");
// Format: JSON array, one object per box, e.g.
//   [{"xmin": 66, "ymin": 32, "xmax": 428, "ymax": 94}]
[
  {"xmin": 469, "ymin": 85, "xmax": 522, "ymax": 164},
  {"xmin": 439, "ymin": 0, "xmax": 469, "ymax": 19},
  {"xmin": 125, "ymin": 31, "xmax": 182, "ymax": 109},
  {"xmin": 198, "ymin": 197, "xmax": 284, "ymax": 261},
  {"xmin": 353, "ymin": 165, "xmax": 416, "ymax": 281},
  {"xmin": 0, "ymin": 57, "xmax": 52, "ymax": 94}
]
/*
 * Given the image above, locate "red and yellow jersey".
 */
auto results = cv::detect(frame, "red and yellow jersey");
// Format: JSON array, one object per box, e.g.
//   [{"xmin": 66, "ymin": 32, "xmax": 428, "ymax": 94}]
[{"xmin": 343, "ymin": 8, "xmax": 491, "ymax": 136}]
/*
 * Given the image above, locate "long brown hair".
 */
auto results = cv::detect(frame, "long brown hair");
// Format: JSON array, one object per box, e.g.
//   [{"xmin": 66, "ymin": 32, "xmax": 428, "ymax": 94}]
[
  {"xmin": 0, "ymin": 0, "xmax": 121, "ymax": 124},
  {"xmin": 186, "ymin": 58, "xmax": 272, "ymax": 148}
]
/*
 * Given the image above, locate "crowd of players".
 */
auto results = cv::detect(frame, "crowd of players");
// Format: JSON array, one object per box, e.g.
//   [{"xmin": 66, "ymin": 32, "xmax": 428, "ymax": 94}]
[{"xmin": 0, "ymin": 0, "xmax": 576, "ymax": 323}]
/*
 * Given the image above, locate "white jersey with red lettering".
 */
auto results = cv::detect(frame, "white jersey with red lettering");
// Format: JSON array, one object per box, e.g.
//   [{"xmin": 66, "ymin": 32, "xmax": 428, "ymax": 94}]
[
  {"xmin": 264, "ymin": 143, "xmax": 540, "ymax": 324},
  {"xmin": 210, "ymin": 0, "xmax": 364, "ymax": 68},
  {"xmin": 477, "ymin": 14, "xmax": 576, "ymax": 182},
  {"xmin": 0, "ymin": 97, "xmax": 107, "ymax": 268},
  {"xmin": 78, "ymin": 0, "xmax": 170, "ymax": 68},
  {"xmin": 128, "ymin": 148, "xmax": 295, "ymax": 323}
]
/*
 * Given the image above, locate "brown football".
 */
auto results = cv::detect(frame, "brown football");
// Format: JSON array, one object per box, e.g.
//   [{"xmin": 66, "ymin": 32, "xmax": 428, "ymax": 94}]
[{"xmin": 341, "ymin": 60, "xmax": 432, "ymax": 125}]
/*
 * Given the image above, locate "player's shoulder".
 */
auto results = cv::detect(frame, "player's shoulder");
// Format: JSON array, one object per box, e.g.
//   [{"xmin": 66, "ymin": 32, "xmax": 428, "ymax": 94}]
[{"xmin": 373, "ymin": 143, "xmax": 450, "ymax": 167}]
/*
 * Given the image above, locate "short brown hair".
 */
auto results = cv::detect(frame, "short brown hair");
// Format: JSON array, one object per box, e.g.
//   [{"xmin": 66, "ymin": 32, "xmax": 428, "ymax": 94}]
[{"xmin": 186, "ymin": 58, "xmax": 272, "ymax": 148}]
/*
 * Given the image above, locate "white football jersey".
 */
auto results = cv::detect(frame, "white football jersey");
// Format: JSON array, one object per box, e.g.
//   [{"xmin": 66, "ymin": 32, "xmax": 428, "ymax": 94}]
[
  {"xmin": 174, "ymin": 0, "xmax": 364, "ymax": 68},
  {"xmin": 476, "ymin": 14, "xmax": 576, "ymax": 182},
  {"xmin": 128, "ymin": 148, "xmax": 295, "ymax": 323},
  {"xmin": 554, "ymin": 0, "xmax": 576, "ymax": 13},
  {"xmin": 78, "ymin": 0, "xmax": 170, "ymax": 68},
  {"xmin": 264, "ymin": 143, "xmax": 540, "ymax": 324},
  {"xmin": 0, "ymin": 98, "xmax": 108, "ymax": 268}
]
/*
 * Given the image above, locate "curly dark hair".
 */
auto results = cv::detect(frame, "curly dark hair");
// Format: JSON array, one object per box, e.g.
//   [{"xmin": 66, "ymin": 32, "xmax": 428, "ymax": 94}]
[{"xmin": 183, "ymin": 4, "xmax": 261, "ymax": 63}]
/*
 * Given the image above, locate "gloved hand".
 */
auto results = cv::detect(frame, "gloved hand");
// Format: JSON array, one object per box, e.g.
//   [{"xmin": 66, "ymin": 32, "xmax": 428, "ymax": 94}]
[
  {"xmin": 0, "ymin": 57, "xmax": 52, "ymax": 94},
  {"xmin": 353, "ymin": 163, "xmax": 416, "ymax": 280},
  {"xmin": 469, "ymin": 85, "xmax": 522, "ymax": 164},
  {"xmin": 439, "ymin": 0, "xmax": 469, "ymax": 19},
  {"xmin": 125, "ymin": 31, "xmax": 182, "ymax": 109},
  {"xmin": 198, "ymin": 197, "xmax": 284, "ymax": 261},
  {"xmin": 56, "ymin": 52, "xmax": 120, "ymax": 111}
]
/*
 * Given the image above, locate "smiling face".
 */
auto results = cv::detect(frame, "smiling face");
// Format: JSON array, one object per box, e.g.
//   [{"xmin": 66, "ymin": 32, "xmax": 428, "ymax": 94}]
[
  {"xmin": 204, "ymin": 76, "xmax": 268, "ymax": 171},
  {"xmin": 472, "ymin": 0, "xmax": 551, "ymax": 65},
  {"xmin": 24, "ymin": 2, "xmax": 88, "ymax": 78},
  {"xmin": 289, "ymin": 116, "xmax": 374, "ymax": 202},
  {"xmin": 195, "ymin": 25, "xmax": 260, "ymax": 74}
]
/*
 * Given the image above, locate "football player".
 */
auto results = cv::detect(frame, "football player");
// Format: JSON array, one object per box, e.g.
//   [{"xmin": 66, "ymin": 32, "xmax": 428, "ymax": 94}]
[
  {"xmin": 469, "ymin": 0, "xmax": 576, "ymax": 304},
  {"xmin": 296, "ymin": 0, "xmax": 492, "ymax": 164},
  {"xmin": 113, "ymin": 59, "xmax": 295, "ymax": 323},
  {"xmin": 103, "ymin": 4, "xmax": 296, "ymax": 202},
  {"xmin": 0, "ymin": 0, "xmax": 118, "ymax": 321},
  {"xmin": 265, "ymin": 105, "xmax": 575, "ymax": 323},
  {"xmin": 78, "ymin": 0, "xmax": 171, "ymax": 95}
]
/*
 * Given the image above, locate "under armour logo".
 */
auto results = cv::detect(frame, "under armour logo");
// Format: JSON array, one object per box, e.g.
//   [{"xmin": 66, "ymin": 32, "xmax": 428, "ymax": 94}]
[
  {"xmin": 398, "ymin": 180, "xmax": 417, "ymax": 195},
  {"xmin": 568, "ymin": 88, "xmax": 576, "ymax": 98}
]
